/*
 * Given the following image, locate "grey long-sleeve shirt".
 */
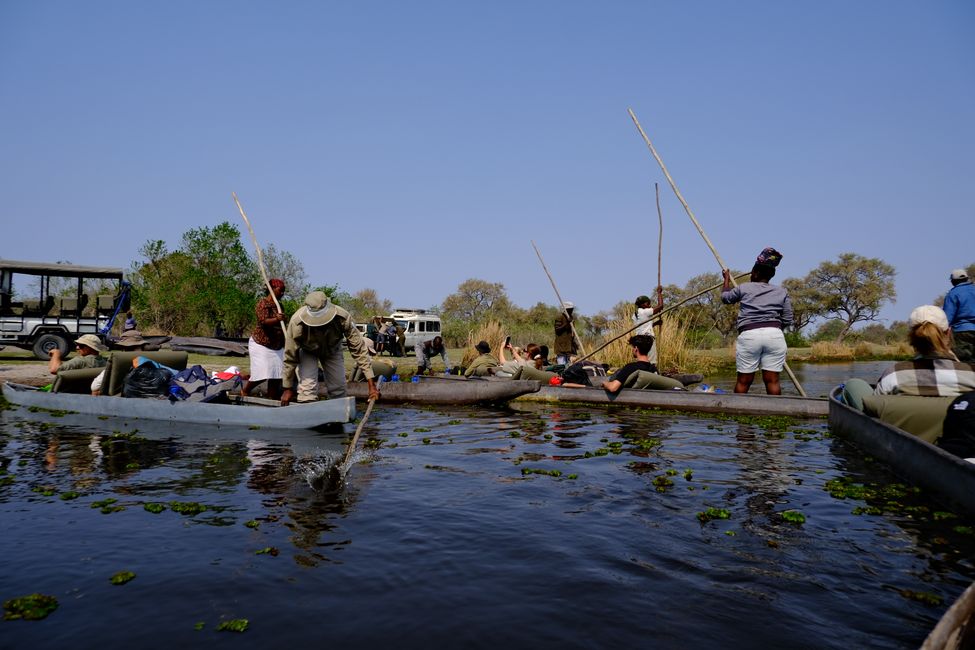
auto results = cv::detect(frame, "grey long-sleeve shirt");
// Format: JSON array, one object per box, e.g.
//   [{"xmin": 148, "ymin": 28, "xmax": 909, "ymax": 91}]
[{"xmin": 721, "ymin": 282, "xmax": 793, "ymax": 332}]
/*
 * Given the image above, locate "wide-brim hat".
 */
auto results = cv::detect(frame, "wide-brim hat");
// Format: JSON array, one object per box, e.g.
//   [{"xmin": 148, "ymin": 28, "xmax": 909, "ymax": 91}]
[
  {"xmin": 298, "ymin": 291, "xmax": 337, "ymax": 327},
  {"xmin": 475, "ymin": 340, "xmax": 491, "ymax": 354},
  {"xmin": 114, "ymin": 329, "xmax": 146, "ymax": 347},
  {"xmin": 75, "ymin": 333, "xmax": 107, "ymax": 352}
]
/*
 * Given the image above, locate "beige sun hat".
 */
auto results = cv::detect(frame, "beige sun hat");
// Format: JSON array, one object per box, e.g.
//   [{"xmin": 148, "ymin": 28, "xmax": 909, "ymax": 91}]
[
  {"xmin": 908, "ymin": 305, "xmax": 949, "ymax": 331},
  {"xmin": 75, "ymin": 333, "xmax": 107, "ymax": 352},
  {"xmin": 298, "ymin": 291, "xmax": 338, "ymax": 327}
]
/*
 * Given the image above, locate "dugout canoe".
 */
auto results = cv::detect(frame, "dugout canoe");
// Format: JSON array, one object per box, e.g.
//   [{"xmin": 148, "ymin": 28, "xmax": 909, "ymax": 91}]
[
  {"xmin": 828, "ymin": 386, "xmax": 975, "ymax": 517},
  {"xmin": 514, "ymin": 384, "xmax": 828, "ymax": 417},
  {"xmin": 1, "ymin": 381, "xmax": 356, "ymax": 430},
  {"xmin": 346, "ymin": 378, "xmax": 542, "ymax": 405},
  {"xmin": 922, "ymin": 580, "xmax": 975, "ymax": 650}
]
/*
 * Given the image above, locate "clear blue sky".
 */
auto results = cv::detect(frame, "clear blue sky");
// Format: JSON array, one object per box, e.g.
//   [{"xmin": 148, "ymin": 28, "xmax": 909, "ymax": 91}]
[{"xmin": 2, "ymin": 1, "xmax": 972, "ymax": 327}]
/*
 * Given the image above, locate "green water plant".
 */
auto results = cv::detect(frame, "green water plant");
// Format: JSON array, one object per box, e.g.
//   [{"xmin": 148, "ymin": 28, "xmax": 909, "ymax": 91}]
[
  {"xmin": 110, "ymin": 571, "xmax": 136, "ymax": 585},
  {"xmin": 255, "ymin": 547, "xmax": 279, "ymax": 556},
  {"xmin": 697, "ymin": 508, "xmax": 731, "ymax": 523},
  {"xmin": 3, "ymin": 593, "xmax": 58, "ymax": 620},
  {"xmin": 169, "ymin": 501, "xmax": 207, "ymax": 516},
  {"xmin": 244, "ymin": 520, "xmax": 260, "ymax": 529},
  {"xmin": 144, "ymin": 503, "xmax": 166, "ymax": 514},
  {"xmin": 781, "ymin": 510, "xmax": 806, "ymax": 525},
  {"xmin": 217, "ymin": 618, "xmax": 249, "ymax": 632}
]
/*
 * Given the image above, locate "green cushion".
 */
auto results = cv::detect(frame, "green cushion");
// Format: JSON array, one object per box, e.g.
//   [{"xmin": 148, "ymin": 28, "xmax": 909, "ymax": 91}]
[
  {"xmin": 630, "ymin": 370, "xmax": 685, "ymax": 391},
  {"xmin": 105, "ymin": 351, "xmax": 189, "ymax": 396},
  {"xmin": 861, "ymin": 394, "xmax": 954, "ymax": 444},
  {"xmin": 52, "ymin": 367, "xmax": 104, "ymax": 394},
  {"xmin": 520, "ymin": 365, "xmax": 557, "ymax": 382}
]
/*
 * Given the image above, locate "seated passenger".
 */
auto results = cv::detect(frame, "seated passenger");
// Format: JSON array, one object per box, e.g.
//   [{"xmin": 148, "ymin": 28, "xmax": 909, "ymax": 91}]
[
  {"xmin": 601, "ymin": 334, "xmax": 659, "ymax": 394},
  {"xmin": 49, "ymin": 334, "xmax": 108, "ymax": 396},
  {"xmin": 498, "ymin": 341, "xmax": 542, "ymax": 375},
  {"xmin": 843, "ymin": 305, "xmax": 975, "ymax": 409},
  {"xmin": 464, "ymin": 340, "xmax": 500, "ymax": 377}
]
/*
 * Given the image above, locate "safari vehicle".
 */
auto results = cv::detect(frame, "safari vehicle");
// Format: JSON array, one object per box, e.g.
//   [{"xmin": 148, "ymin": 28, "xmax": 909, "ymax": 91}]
[
  {"xmin": 388, "ymin": 308, "xmax": 442, "ymax": 352},
  {"xmin": 0, "ymin": 259, "xmax": 131, "ymax": 360}
]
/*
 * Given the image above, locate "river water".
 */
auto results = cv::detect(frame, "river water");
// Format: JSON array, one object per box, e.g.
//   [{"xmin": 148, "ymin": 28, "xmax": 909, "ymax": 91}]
[{"xmin": 1, "ymin": 361, "xmax": 973, "ymax": 648}]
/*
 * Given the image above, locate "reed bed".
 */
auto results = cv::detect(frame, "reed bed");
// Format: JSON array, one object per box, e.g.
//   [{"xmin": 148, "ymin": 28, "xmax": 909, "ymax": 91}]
[
  {"xmin": 597, "ymin": 315, "xmax": 723, "ymax": 376},
  {"xmin": 461, "ymin": 321, "xmax": 507, "ymax": 368}
]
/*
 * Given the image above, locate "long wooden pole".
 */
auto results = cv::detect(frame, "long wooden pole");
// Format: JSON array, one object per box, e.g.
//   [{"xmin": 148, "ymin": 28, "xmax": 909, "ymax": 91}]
[
  {"xmin": 654, "ymin": 182, "xmax": 664, "ymax": 360},
  {"xmin": 531, "ymin": 240, "xmax": 588, "ymax": 358},
  {"xmin": 572, "ymin": 272, "xmax": 750, "ymax": 367},
  {"xmin": 341, "ymin": 397, "xmax": 376, "ymax": 469},
  {"xmin": 626, "ymin": 109, "xmax": 806, "ymax": 397},
  {"xmin": 232, "ymin": 192, "xmax": 287, "ymax": 338}
]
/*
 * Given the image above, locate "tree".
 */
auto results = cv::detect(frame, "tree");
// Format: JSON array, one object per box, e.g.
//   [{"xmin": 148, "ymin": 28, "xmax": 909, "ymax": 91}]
[
  {"xmin": 781, "ymin": 277, "xmax": 822, "ymax": 334},
  {"xmin": 681, "ymin": 272, "xmax": 739, "ymax": 342},
  {"xmin": 343, "ymin": 288, "xmax": 393, "ymax": 321},
  {"xmin": 441, "ymin": 279, "xmax": 511, "ymax": 324},
  {"xmin": 261, "ymin": 243, "xmax": 309, "ymax": 302},
  {"xmin": 805, "ymin": 253, "xmax": 896, "ymax": 341}
]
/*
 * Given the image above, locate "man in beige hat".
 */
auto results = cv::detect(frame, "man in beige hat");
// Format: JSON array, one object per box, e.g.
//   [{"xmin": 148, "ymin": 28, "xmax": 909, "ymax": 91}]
[
  {"xmin": 48, "ymin": 334, "xmax": 108, "ymax": 375},
  {"xmin": 280, "ymin": 291, "xmax": 379, "ymax": 405}
]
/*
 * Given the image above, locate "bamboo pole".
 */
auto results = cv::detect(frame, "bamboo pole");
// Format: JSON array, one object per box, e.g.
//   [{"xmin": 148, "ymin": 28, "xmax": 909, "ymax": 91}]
[
  {"xmin": 572, "ymin": 272, "xmax": 750, "ymax": 367},
  {"xmin": 654, "ymin": 181, "xmax": 664, "ymax": 359},
  {"xmin": 626, "ymin": 109, "xmax": 807, "ymax": 397},
  {"xmin": 531, "ymin": 240, "xmax": 588, "ymax": 358},
  {"xmin": 341, "ymin": 397, "xmax": 376, "ymax": 469},
  {"xmin": 232, "ymin": 193, "xmax": 287, "ymax": 338}
]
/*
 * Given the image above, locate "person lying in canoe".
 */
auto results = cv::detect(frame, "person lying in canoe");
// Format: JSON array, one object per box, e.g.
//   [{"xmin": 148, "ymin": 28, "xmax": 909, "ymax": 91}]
[{"xmin": 599, "ymin": 335, "xmax": 658, "ymax": 394}]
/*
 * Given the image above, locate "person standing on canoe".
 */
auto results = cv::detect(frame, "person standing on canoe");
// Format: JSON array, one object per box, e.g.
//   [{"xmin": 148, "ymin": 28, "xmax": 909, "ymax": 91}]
[
  {"xmin": 280, "ymin": 291, "xmax": 379, "ymax": 405},
  {"xmin": 553, "ymin": 301, "xmax": 577, "ymax": 366},
  {"xmin": 634, "ymin": 293, "xmax": 664, "ymax": 366},
  {"xmin": 243, "ymin": 278, "xmax": 286, "ymax": 400},
  {"xmin": 721, "ymin": 247, "xmax": 793, "ymax": 395},
  {"xmin": 945, "ymin": 268, "xmax": 975, "ymax": 363}
]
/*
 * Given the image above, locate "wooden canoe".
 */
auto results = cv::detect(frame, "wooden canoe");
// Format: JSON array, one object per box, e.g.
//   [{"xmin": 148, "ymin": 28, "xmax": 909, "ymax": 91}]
[
  {"xmin": 828, "ymin": 386, "xmax": 975, "ymax": 517},
  {"xmin": 514, "ymin": 384, "xmax": 828, "ymax": 417},
  {"xmin": 346, "ymin": 378, "xmax": 541, "ymax": 405},
  {"xmin": 1, "ymin": 381, "xmax": 356, "ymax": 430},
  {"xmin": 922, "ymin": 580, "xmax": 975, "ymax": 650}
]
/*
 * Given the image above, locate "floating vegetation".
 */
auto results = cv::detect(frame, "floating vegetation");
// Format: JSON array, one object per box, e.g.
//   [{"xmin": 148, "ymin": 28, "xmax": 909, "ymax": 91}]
[
  {"xmin": 59, "ymin": 491, "xmax": 81, "ymax": 501},
  {"xmin": 398, "ymin": 432, "xmax": 409, "ymax": 437},
  {"xmin": 244, "ymin": 520, "xmax": 260, "ymax": 529},
  {"xmin": 697, "ymin": 508, "xmax": 731, "ymax": 523},
  {"xmin": 422, "ymin": 438, "xmax": 431, "ymax": 445},
  {"xmin": 169, "ymin": 501, "xmax": 207, "ymax": 516},
  {"xmin": 413, "ymin": 427, "xmax": 431, "ymax": 433},
  {"xmin": 255, "ymin": 547, "xmax": 279, "ymax": 556},
  {"xmin": 27, "ymin": 405, "xmax": 73, "ymax": 416},
  {"xmin": 194, "ymin": 622, "xmax": 205, "ymax": 631},
  {"xmin": 653, "ymin": 475, "xmax": 674, "ymax": 492},
  {"xmin": 933, "ymin": 511, "xmax": 958, "ymax": 521},
  {"xmin": 217, "ymin": 619, "xmax": 249, "ymax": 633},
  {"xmin": 781, "ymin": 510, "xmax": 806, "ymax": 525},
  {"xmin": 99, "ymin": 432, "xmax": 146, "ymax": 447},
  {"xmin": 665, "ymin": 469, "xmax": 678, "ymax": 476},
  {"xmin": 566, "ymin": 474, "xmax": 578, "ymax": 480},
  {"xmin": 544, "ymin": 434, "xmax": 553, "ymax": 440},
  {"xmin": 3, "ymin": 593, "xmax": 58, "ymax": 620},
  {"xmin": 364, "ymin": 438, "xmax": 383, "ymax": 449},
  {"xmin": 898, "ymin": 589, "xmax": 943, "ymax": 606},
  {"xmin": 521, "ymin": 468, "xmax": 562, "ymax": 477},
  {"xmin": 724, "ymin": 530, "xmax": 737, "ymax": 537},
  {"xmin": 32, "ymin": 485, "xmax": 56, "ymax": 497},
  {"xmin": 852, "ymin": 506, "xmax": 883, "ymax": 516},
  {"xmin": 509, "ymin": 432, "xmax": 521, "ymax": 438},
  {"xmin": 0, "ymin": 475, "xmax": 13, "ymax": 487},
  {"xmin": 953, "ymin": 526, "xmax": 974, "ymax": 536},
  {"xmin": 683, "ymin": 469, "xmax": 693, "ymax": 481},
  {"xmin": 248, "ymin": 425, "xmax": 260, "ymax": 430},
  {"xmin": 91, "ymin": 498, "xmax": 118, "ymax": 509},
  {"xmin": 447, "ymin": 420, "xmax": 462, "ymax": 425},
  {"xmin": 110, "ymin": 571, "xmax": 136, "ymax": 585},
  {"xmin": 144, "ymin": 503, "xmax": 166, "ymax": 514}
]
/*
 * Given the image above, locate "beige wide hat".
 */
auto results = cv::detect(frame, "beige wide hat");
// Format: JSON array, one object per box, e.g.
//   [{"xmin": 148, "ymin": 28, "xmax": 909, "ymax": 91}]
[
  {"xmin": 298, "ymin": 291, "xmax": 338, "ymax": 327},
  {"xmin": 75, "ymin": 333, "xmax": 107, "ymax": 352}
]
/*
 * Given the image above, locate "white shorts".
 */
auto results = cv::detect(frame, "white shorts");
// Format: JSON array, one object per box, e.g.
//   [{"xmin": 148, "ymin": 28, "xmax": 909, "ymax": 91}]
[{"xmin": 735, "ymin": 327, "xmax": 787, "ymax": 374}]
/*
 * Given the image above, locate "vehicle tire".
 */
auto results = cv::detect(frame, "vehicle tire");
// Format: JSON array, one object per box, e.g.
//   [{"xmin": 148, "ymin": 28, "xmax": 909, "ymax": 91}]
[{"xmin": 32, "ymin": 333, "xmax": 70, "ymax": 360}]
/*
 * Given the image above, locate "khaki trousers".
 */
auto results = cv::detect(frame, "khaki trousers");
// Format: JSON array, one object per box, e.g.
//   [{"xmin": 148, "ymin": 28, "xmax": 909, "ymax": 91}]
[{"xmin": 295, "ymin": 343, "xmax": 347, "ymax": 402}]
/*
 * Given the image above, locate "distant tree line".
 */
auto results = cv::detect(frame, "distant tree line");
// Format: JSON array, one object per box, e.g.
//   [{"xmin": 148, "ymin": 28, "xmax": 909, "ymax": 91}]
[{"xmin": 125, "ymin": 221, "xmax": 968, "ymax": 349}]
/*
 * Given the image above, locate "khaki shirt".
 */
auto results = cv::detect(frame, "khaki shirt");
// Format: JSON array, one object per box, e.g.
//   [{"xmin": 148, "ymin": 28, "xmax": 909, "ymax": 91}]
[
  {"xmin": 60, "ymin": 354, "xmax": 107, "ymax": 372},
  {"xmin": 464, "ymin": 353, "xmax": 499, "ymax": 377},
  {"xmin": 282, "ymin": 306, "xmax": 373, "ymax": 388}
]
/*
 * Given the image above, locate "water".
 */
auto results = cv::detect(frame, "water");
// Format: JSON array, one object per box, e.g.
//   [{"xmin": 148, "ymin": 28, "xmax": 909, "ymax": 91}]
[{"xmin": 1, "ymin": 361, "xmax": 973, "ymax": 648}]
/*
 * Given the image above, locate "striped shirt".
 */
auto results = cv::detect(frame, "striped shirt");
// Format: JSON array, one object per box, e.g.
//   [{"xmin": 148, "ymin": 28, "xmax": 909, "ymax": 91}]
[{"xmin": 875, "ymin": 356, "xmax": 975, "ymax": 396}]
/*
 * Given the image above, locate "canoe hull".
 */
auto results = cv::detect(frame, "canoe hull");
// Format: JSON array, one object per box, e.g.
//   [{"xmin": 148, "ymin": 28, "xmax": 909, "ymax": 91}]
[
  {"xmin": 346, "ymin": 378, "xmax": 541, "ymax": 405},
  {"xmin": 516, "ymin": 385, "xmax": 828, "ymax": 417},
  {"xmin": 828, "ymin": 386, "xmax": 975, "ymax": 517},
  {"xmin": 1, "ymin": 382, "xmax": 355, "ymax": 429}
]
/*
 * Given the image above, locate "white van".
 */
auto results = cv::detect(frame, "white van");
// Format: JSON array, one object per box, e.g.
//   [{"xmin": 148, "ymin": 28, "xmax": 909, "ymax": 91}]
[{"xmin": 388, "ymin": 308, "xmax": 442, "ymax": 352}]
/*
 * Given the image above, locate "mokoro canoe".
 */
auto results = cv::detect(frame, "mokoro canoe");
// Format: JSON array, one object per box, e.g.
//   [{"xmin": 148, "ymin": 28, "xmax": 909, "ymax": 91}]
[
  {"xmin": 922, "ymin": 580, "xmax": 975, "ymax": 650},
  {"xmin": 515, "ymin": 385, "xmax": 828, "ymax": 417},
  {"xmin": 828, "ymin": 386, "xmax": 975, "ymax": 517},
  {"xmin": 1, "ymin": 381, "xmax": 356, "ymax": 430},
  {"xmin": 346, "ymin": 378, "xmax": 541, "ymax": 405}
]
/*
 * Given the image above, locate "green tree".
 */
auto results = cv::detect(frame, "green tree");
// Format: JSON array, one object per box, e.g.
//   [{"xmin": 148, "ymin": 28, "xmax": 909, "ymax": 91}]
[
  {"xmin": 781, "ymin": 277, "xmax": 822, "ymax": 334},
  {"xmin": 441, "ymin": 279, "xmax": 511, "ymax": 323},
  {"xmin": 805, "ymin": 253, "xmax": 896, "ymax": 341},
  {"xmin": 261, "ymin": 243, "xmax": 309, "ymax": 303},
  {"xmin": 682, "ymin": 272, "xmax": 739, "ymax": 343},
  {"xmin": 343, "ymin": 288, "xmax": 392, "ymax": 322}
]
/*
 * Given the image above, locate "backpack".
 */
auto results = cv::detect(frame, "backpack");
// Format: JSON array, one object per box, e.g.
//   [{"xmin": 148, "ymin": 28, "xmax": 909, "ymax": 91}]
[{"xmin": 560, "ymin": 363, "xmax": 591, "ymax": 386}]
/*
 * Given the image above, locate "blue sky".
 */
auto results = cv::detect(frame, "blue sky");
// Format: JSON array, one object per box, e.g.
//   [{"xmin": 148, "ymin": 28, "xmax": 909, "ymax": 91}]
[{"xmin": 2, "ymin": 1, "xmax": 972, "ymax": 327}]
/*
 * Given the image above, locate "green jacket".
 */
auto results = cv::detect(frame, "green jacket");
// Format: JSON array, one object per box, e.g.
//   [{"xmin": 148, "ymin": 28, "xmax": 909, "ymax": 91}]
[{"xmin": 465, "ymin": 353, "xmax": 499, "ymax": 377}]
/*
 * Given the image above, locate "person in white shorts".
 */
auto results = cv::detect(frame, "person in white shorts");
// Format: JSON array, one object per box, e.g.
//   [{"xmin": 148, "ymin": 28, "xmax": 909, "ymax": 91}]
[{"xmin": 721, "ymin": 247, "xmax": 793, "ymax": 395}]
